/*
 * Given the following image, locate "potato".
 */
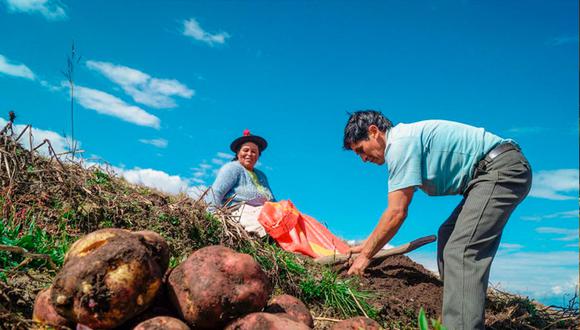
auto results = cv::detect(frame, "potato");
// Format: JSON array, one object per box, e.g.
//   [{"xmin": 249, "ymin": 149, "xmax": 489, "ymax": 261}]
[
  {"xmin": 64, "ymin": 228, "xmax": 130, "ymax": 263},
  {"xmin": 265, "ymin": 294, "xmax": 313, "ymax": 328},
  {"xmin": 330, "ymin": 316, "xmax": 383, "ymax": 330},
  {"xmin": 32, "ymin": 287, "xmax": 72, "ymax": 329},
  {"xmin": 168, "ymin": 245, "xmax": 272, "ymax": 329},
  {"xmin": 225, "ymin": 312, "xmax": 311, "ymax": 330},
  {"xmin": 132, "ymin": 316, "xmax": 190, "ymax": 330},
  {"xmin": 133, "ymin": 230, "xmax": 170, "ymax": 272},
  {"xmin": 51, "ymin": 228, "xmax": 168, "ymax": 329}
]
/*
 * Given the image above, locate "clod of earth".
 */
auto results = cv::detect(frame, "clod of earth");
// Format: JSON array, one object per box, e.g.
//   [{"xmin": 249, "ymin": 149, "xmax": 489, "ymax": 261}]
[
  {"xmin": 265, "ymin": 294, "xmax": 314, "ymax": 328},
  {"xmin": 167, "ymin": 245, "xmax": 272, "ymax": 329},
  {"xmin": 329, "ymin": 316, "xmax": 383, "ymax": 330},
  {"xmin": 133, "ymin": 316, "xmax": 191, "ymax": 330},
  {"xmin": 50, "ymin": 228, "xmax": 168, "ymax": 329},
  {"xmin": 225, "ymin": 312, "xmax": 312, "ymax": 330},
  {"xmin": 32, "ymin": 287, "xmax": 72, "ymax": 329}
]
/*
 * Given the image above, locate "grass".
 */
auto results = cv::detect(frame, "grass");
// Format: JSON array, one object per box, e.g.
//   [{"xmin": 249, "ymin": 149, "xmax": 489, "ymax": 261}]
[
  {"xmin": 300, "ymin": 269, "xmax": 378, "ymax": 318},
  {"xmin": 418, "ymin": 308, "xmax": 447, "ymax": 330},
  {"xmin": 0, "ymin": 212, "xmax": 72, "ymax": 272}
]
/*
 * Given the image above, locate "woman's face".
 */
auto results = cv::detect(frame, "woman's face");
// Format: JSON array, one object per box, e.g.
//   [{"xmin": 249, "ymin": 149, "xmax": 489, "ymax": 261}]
[{"xmin": 237, "ymin": 142, "xmax": 260, "ymax": 170}]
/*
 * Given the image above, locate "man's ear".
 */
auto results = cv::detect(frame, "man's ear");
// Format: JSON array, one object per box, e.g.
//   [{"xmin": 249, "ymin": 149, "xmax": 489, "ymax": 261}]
[{"xmin": 368, "ymin": 124, "xmax": 379, "ymax": 137}]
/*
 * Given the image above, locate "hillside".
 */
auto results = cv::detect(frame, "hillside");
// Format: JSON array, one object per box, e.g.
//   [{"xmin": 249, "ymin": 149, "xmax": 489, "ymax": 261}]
[{"xmin": 0, "ymin": 123, "xmax": 577, "ymax": 329}]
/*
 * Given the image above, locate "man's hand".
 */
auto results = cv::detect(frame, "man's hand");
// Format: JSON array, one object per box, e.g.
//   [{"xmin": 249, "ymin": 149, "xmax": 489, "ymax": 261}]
[
  {"xmin": 348, "ymin": 244, "xmax": 364, "ymax": 255},
  {"xmin": 347, "ymin": 253, "xmax": 371, "ymax": 276}
]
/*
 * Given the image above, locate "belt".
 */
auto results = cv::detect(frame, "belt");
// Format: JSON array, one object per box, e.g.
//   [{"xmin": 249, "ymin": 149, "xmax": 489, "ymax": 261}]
[
  {"xmin": 468, "ymin": 142, "xmax": 521, "ymax": 190},
  {"xmin": 485, "ymin": 142, "xmax": 519, "ymax": 161}
]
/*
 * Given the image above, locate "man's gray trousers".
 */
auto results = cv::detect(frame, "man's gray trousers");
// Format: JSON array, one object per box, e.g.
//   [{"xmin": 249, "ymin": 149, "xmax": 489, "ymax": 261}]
[{"xmin": 437, "ymin": 148, "xmax": 532, "ymax": 330}]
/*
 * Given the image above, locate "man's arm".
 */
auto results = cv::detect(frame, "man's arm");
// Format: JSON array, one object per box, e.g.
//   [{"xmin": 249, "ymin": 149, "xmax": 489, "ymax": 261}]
[{"xmin": 347, "ymin": 186, "xmax": 415, "ymax": 275}]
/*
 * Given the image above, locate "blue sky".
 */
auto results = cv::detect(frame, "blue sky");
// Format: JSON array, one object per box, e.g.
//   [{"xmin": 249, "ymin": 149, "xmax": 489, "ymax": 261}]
[{"xmin": 0, "ymin": 0, "xmax": 577, "ymax": 307}]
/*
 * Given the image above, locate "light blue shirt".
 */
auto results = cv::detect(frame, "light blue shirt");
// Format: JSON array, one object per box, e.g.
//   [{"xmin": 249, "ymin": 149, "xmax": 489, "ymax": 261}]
[
  {"xmin": 207, "ymin": 161, "xmax": 275, "ymax": 207},
  {"xmin": 384, "ymin": 120, "xmax": 510, "ymax": 195}
]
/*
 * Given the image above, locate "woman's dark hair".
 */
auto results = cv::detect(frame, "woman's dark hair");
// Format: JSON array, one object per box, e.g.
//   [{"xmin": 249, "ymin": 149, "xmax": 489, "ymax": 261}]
[{"xmin": 342, "ymin": 110, "xmax": 393, "ymax": 150}]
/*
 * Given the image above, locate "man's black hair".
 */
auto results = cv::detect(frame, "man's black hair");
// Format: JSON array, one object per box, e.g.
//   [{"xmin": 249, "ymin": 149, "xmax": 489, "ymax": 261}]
[{"xmin": 342, "ymin": 110, "xmax": 393, "ymax": 150}]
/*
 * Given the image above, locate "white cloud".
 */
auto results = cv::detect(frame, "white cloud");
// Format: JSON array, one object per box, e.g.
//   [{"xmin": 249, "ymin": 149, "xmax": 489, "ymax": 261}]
[
  {"xmin": 0, "ymin": 54, "xmax": 35, "ymax": 80},
  {"xmin": 521, "ymin": 210, "xmax": 578, "ymax": 222},
  {"xmin": 86, "ymin": 60, "xmax": 194, "ymax": 109},
  {"xmin": 499, "ymin": 243, "xmax": 524, "ymax": 251},
  {"xmin": 412, "ymin": 249, "xmax": 579, "ymax": 306},
  {"xmin": 75, "ymin": 86, "xmax": 160, "ymax": 129},
  {"xmin": 183, "ymin": 18, "xmax": 230, "ymax": 46},
  {"xmin": 0, "ymin": 118, "xmax": 71, "ymax": 155},
  {"xmin": 529, "ymin": 169, "xmax": 579, "ymax": 200},
  {"xmin": 217, "ymin": 151, "xmax": 233, "ymax": 159},
  {"xmin": 211, "ymin": 158, "xmax": 225, "ymax": 166},
  {"xmin": 492, "ymin": 250, "xmax": 578, "ymax": 304},
  {"xmin": 105, "ymin": 166, "xmax": 207, "ymax": 200},
  {"xmin": 139, "ymin": 138, "xmax": 168, "ymax": 148},
  {"xmin": 121, "ymin": 168, "xmax": 190, "ymax": 195},
  {"xmin": 536, "ymin": 227, "xmax": 579, "ymax": 241},
  {"xmin": 3, "ymin": 0, "xmax": 67, "ymax": 20},
  {"xmin": 191, "ymin": 177, "xmax": 205, "ymax": 185}
]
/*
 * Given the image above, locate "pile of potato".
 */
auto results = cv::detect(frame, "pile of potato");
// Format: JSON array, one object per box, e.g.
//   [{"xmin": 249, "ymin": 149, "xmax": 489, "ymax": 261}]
[
  {"xmin": 34, "ymin": 228, "xmax": 170, "ymax": 329},
  {"xmin": 34, "ymin": 228, "xmax": 339, "ymax": 330}
]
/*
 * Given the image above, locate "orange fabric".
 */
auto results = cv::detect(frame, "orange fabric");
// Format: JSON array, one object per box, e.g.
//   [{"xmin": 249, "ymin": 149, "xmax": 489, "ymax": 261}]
[{"xmin": 258, "ymin": 200, "xmax": 350, "ymax": 258}]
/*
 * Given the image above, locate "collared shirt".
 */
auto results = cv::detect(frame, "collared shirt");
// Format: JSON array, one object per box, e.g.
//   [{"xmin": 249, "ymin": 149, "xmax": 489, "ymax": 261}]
[{"xmin": 384, "ymin": 120, "xmax": 510, "ymax": 195}]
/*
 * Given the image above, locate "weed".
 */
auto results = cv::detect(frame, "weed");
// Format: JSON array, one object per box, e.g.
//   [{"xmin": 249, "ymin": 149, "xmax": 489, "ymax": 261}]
[
  {"xmin": 418, "ymin": 308, "xmax": 447, "ymax": 330},
  {"xmin": 301, "ymin": 269, "xmax": 377, "ymax": 318},
  {"xmin": 0, "ymin": 215, "xmax": 72, "ymax": 269},
  {"xmin": 87, "ymin": 169, "xmax": 111, "ymax": 186}
]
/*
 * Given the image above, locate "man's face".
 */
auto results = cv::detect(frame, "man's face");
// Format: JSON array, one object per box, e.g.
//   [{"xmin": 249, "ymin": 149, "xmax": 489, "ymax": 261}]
[{"xmin": 349, "ymin": 126, "xmax": 386, "ymax": 165}]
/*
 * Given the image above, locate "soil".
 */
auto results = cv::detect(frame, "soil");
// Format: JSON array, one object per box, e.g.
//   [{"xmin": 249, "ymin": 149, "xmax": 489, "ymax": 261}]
[{"xmin": 339, "ymin": 255, "xmax": 443, "ymax": 326}]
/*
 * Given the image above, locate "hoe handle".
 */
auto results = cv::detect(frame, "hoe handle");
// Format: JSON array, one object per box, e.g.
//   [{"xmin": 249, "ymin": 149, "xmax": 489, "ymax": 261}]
[{"xmin": 315, "ymin": 235, "xmax": 437, "ymax": 266}]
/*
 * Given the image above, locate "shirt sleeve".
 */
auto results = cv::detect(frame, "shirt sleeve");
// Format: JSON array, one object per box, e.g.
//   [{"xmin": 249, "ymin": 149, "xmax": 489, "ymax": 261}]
[
  {"xmin": 207, "ymin": 162, "xmax": 241, "ymax": 207},
  {"xmin": 386, "ymin": 137, "xmax": 423, "ymax": 193}
]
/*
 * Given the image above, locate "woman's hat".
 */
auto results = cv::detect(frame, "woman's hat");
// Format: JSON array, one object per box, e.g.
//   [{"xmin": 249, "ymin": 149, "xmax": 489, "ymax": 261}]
[{"xmin": 230, "ymin": 129, "xmax": 268, "ymax": 153}]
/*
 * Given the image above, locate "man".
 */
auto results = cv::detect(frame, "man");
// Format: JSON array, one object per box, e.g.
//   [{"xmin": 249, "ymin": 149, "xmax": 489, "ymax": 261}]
[{"xmin": 343, "ymin": 110, "xmax": 532, "ymax": 330}]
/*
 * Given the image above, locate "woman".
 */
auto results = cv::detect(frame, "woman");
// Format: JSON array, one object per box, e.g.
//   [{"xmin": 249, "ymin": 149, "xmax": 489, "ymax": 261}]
[
  {"xmin": 208, "ymin": 130, "xmax": 349, "ymax": 258},
  {"xmin": 207, "ymin": 129, "xmax": 275, "ymax": 236}
]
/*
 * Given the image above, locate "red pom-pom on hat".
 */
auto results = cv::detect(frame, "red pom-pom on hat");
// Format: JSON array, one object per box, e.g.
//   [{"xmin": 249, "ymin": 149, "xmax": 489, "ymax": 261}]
[{"xmin": 243, "ymin": 129, "xmax": 251, "ymax": 136}]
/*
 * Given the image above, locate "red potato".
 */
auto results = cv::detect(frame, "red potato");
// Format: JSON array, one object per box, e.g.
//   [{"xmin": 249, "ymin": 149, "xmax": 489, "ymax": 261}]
[
  {"xmin": 32, "ymin": 287, "xmax": 72, "ymax": 329},
  {"xmin": 168, "ymin": 245, "xmax": 272, "ymax": 329},
  {"xmin": 51, "ymin": 228, "xmax": 168, "ymax": 329},
  {"xmin": 132, "ymin": 316, "xmax": 191, "ymax": 330},
  {"xmin": 330, "ymin": 316, "xmax": 383, "ymax": 330},
  {"xmin": 225, "ymin": 312, "xmax": 311, "ymax": 330},
  {"xmin": 265, "ymin": 294, "xmax": 314, "ymax": 328}
]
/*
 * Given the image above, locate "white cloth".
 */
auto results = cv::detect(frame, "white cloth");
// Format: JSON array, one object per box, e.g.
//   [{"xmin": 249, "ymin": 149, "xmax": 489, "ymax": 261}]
[{"xmin": 232, "ymin": 204, "xmax": 267, "ymax": 237}]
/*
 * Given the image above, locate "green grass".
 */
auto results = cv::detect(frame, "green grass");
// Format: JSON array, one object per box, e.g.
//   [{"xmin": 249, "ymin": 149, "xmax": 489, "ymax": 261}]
[
  {"xmin": 86, "ymin": 169, "xmax": 111, "ymax": 186},
  {"xmin": 418, "ymin": 308, "xmax": 447, "ymax": 330},
  {"xmin": 300, "ymin": 269, "xmax": 378, "ymax": 318},
  {"xmin": 0, "ymin": 213, "xmax": 72, "ymax": 271}
]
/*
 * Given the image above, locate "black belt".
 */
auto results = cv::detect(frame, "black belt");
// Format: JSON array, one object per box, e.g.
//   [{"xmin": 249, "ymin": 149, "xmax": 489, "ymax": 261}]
[
  {"xmin": 485, "ymin": 142, "xmax": 519, "ymax": 161},
  {"xmin": 469, "ymin": 142, "xmax": 521, "ymax": 189}
]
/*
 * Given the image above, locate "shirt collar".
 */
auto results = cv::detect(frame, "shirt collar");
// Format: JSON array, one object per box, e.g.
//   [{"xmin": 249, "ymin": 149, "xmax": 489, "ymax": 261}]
[{"xmin": 383, "ymin": 128, "xmax": 392, "ymax": 161}]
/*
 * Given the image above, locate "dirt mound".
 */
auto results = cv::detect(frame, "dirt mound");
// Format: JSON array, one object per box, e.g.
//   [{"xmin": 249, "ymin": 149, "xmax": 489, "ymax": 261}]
[{"xmin": 336, "ymin": 255, "xmax": 442, "ymax": 327}]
